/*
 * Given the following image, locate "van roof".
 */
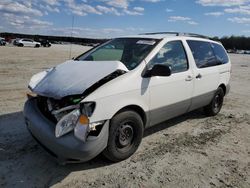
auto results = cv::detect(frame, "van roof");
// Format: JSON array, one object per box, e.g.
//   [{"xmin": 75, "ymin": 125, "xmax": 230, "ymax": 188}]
[{"xmin": 119, "ymin": 32, "xmax": 218, "ymax": 43}]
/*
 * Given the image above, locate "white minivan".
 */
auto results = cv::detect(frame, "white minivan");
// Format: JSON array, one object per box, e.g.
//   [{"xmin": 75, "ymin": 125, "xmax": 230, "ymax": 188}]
[{"xmin": 24, "ymin": 32, "xmax": 231, "ymax": 163}]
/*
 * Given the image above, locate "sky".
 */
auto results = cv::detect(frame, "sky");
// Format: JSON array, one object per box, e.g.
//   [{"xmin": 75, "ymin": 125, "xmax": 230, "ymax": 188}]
[{"xmin": 0, "ymin": 0, "xmax": 250, "ymax": 38}]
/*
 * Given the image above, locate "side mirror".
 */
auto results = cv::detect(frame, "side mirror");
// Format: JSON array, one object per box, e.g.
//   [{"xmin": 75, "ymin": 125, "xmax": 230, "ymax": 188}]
[{"xmin": 142, "ymin": 64, "xmax": 171, "ymax": 78}]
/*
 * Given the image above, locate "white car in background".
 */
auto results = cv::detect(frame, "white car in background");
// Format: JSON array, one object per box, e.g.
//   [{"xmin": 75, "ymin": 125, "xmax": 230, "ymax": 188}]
[{"xmin": 16, "ymin": 38, "xmax": 41, "ymax": 48}]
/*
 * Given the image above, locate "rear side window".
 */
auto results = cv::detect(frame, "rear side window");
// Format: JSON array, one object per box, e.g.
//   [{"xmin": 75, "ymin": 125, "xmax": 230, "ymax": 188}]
[
  {"xmin": 187, "ymin": 40, "xmax": 217, "ymax": 68},
  {"xmin": 211, "ymin": 43, "xmax": 229, "ymax": 64}
]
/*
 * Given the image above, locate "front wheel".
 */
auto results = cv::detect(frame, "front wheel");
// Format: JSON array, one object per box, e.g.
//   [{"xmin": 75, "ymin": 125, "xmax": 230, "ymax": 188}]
[
  {"xmin": 204, "ymin": 87, "xmax": 224, "ymax": 116},
  {"xmin": 103, "ymin": 110, "xmax": 144, "ymax": 162}
]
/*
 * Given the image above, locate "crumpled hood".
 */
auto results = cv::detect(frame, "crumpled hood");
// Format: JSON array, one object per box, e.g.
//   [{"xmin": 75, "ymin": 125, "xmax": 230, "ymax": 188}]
[{"xmin": 31, "ymin": 60, "xmax": 128, "ymax": 99}]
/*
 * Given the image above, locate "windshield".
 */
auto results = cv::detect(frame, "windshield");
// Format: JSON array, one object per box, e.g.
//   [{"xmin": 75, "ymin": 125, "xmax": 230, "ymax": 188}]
[{"xmin": 77, "ymin": 38, "xmax": 160, "ymax": 70}]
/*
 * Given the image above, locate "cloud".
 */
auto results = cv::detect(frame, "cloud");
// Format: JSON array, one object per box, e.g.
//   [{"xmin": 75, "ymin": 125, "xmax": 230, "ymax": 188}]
[
  {"xmin": 101, "ymin": 0, "xmax": 130, "ymax": 9},
  {"xmin": 40, "ymin": 4, "xmax": 60, "ymax": 13},
  {"xmin": 43, "ymin": 0, "xmax": 60, "ymax": 6},
  {"xmin": 196, "ymin": 0, "xmax": 250, "ymax": 7},
  {"xmin": 96, "ymin": 5, "xmax": 122, "ymax": 16},
  {"xmin": 63, "ymin": 0, "xmax": 143, "ymax": 16},
  {"xmin": 168, "ymin": 16, "xmax": 198, "ymax": 25},
  {"xmin": 142, "ymin": 0, "xmax": 162, "ymax": 2},
  {"xmin": 204, "ymin": 12, "xmax": 224, "ymax": 16},
  {"xmin": 134, "ymin": 7, "xmax": 144, "ymax": 12},
  {"xmin": 224, "ymin": 6, "xmax": 250, "ymax": 15},
  {"xmin": 0, "ymin": 0, "xmax": 146, "ymax": 37},
  {"xmin": 242, "ymin": 30, "xmax": 250, "ymax": 33},
  {"xmin": 66, "ymin": 1, "xmax": 102, "ymax": 16},
  {"xmin": 2, "ymin": 13, "xmax": 52, "ymax": 28},
  {"xmin": 188, "ymin": 21, "xmax": 199, "ymax": 25},
  {"xmin": 228, "ymin": 17, "xmax": 250, "ymax": 23},
  {"xmin": 168, "ymin": 16, "xmax": 191, "ymax": 21},
  {"xmin": 166, "ymin": 8, "xmax": 174, "ymax": 12},
  {"xmin": 124, "ymin": 8, "xmax": 144, "ymax": 15},
  {"xmin": 0, "ymin": 1, "xmax": 43, "ymax": 16}
]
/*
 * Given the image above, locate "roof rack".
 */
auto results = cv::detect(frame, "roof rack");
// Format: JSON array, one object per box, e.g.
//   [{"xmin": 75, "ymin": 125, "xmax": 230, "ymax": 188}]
[{"xmin": 139, "ymin": 32, "xmax": 211, "ymax": 39}]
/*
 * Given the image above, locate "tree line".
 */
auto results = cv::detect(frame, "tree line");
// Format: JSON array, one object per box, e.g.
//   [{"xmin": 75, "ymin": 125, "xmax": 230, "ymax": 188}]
[
  {"xmin": 0, "ymin": 32, "xmax": 108, "ymax": 45},
  {"xmin": 1, "ymin": 32, "xmax": 250, "ymax": 50},
  {"xmin": 213, "ymin": 36, "xmax": 250, "ymax": 50}
]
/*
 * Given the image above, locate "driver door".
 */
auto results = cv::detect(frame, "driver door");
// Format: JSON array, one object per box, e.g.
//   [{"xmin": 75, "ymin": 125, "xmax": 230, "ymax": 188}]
[{"xmin": 147, "ymin": 40, "xmax": 194, "ymax": 126}]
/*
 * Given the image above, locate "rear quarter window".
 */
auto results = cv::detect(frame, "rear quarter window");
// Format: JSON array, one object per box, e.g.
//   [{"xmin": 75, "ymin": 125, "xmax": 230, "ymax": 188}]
[
  {"xmin": 211, "ymin": 43, "xmax": 229, "ymax": 64},
  {"xmin": 187, "ymin": 40, "xmax": 217, "ymax": 68}
]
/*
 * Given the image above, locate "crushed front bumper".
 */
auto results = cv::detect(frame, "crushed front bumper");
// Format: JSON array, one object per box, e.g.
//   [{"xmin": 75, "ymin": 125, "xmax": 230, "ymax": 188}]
[{"xmin": 23, "ymin": 98, "xmax": 109, "ymax": 164}]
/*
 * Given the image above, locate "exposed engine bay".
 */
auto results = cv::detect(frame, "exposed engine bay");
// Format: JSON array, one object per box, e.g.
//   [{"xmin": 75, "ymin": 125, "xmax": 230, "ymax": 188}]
[
  {"xmin": 36, "ymin": 69, "xmax": 126, "ymax": 124},
  {"xmin": 28, "ymin": 60, "xmax": 128, "ymax": 141}
]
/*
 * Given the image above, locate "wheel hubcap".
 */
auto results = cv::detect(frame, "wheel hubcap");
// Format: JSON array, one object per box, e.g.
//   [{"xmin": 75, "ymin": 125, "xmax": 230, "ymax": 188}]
[
  {"xmin": 117, "ymin": 123, "xmax": 134, "ymax": 147},
  {"xmin": 214, "ymin": 94, "xmax": 222, "ymax": 111}
]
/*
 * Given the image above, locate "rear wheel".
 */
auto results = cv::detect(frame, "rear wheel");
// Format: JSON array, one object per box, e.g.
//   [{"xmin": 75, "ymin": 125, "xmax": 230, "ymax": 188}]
[
  {"xmin": 18, "ymin": 43, "xmax": 24, "ymax": 47},
  {"xmin": 103, "ymin": 110, "xmax": 144, "ymax": 162},
  {"xmin": 204, "ymin": 87, "xmax": 224, "ymax": 116}
]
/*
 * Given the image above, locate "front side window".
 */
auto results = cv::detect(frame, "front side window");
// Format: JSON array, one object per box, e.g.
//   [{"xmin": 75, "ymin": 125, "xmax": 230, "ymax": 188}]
[
  {"xmin": 23, "ymin": 39, "xmax": 32, "ymax": 42},
  {"xmin": 77, "ymin": 38, "xmax": 159, "ymax": 70},
  {"xmin": 148, "ymin": 40, "xmax": 188, "ymax": 73},
  {"xmin": 187, "ymin": 40, "xmax": 218, "ymax": 68}
]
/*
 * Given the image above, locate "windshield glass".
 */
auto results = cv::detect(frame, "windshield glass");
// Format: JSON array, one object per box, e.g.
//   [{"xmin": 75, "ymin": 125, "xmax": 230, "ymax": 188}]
[{"xmin": 77, "ymin": 38, "xmax": 159, "ymax": 70}]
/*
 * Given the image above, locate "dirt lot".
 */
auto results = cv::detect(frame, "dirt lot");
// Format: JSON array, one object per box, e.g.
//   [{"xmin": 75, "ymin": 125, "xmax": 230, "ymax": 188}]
[{"xmin": 0, "ymin": 45, "xmax": 250, "ymax": 188}]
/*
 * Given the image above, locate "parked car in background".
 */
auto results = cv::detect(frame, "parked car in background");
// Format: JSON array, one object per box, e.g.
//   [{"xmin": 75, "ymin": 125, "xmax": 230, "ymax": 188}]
[
  {"xmin": 13, "ymin": 38, "xmax": 20, "ymax": 46},
  {"xmin": 236, "ymin": 50, "xmax": 245, "ymax": 54},
  {"xmin": 244, "ymin": 50, "xmax": 250, "ymax": 54},
  {"xmin": 226, "ymin": 49, "xmax": 236, "ymax": 53},
  {"xmin": 39, "ymin": 40, "xmax": 51, "ymax": 47},
  {"xmin": 24, "ymin": 32, "xmax": 231, "ymax": 164},
  {"xmin": 15, "ymin": 38, "xmax": 41, "ymax": 48},
  {"xmin": 0, "ymin": 38, "xmax": 6, "ymax": 46}
]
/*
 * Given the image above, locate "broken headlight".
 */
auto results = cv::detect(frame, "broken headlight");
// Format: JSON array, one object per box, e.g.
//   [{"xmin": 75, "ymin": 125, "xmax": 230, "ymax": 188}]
[
  {"xmin": 80, "ymin": 102, "xmax": 96, "ymax": 117},
  {"xmin": 55, "ymin": 101, "xmax": 104, "ymax": 141},
  {"xmin": 55, "ymin": 109, "xmax": 80, "ymax": 138}
]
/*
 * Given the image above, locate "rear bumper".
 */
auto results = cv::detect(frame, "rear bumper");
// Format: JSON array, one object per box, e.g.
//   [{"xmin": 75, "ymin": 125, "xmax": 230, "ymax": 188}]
[{"xmin": 23, "ymin": 98, "xmax": 109, "ymax": 163}]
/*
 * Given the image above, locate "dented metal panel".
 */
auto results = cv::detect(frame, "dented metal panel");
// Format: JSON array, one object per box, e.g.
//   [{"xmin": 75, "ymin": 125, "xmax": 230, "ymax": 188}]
[{"xmin": 31, "ymin": 60, "xmax": 128, "ymax": 99}]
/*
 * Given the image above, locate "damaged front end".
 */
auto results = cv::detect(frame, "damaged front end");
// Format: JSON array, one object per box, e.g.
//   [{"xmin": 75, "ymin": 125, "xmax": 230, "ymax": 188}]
[
  {"xmin": 36, "ymin": 95, "xmax": 104, "ymax": 142},
  {"xmin": 33, "ymin": 65, "xmax": 127, "ymax": 142},
  {"xmin": 24, "ymin": 96, "xmax": 110, "ymax": 163},
  {"xmin": 24, "ymin": 60, "xmax": 128, "ymax": 162}
]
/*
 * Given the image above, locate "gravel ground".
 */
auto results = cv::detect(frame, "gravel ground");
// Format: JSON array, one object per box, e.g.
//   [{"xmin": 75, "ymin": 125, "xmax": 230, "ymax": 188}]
[{"xmin": 0, "ymin": 44, "xmax": 249, "ymax": 188}]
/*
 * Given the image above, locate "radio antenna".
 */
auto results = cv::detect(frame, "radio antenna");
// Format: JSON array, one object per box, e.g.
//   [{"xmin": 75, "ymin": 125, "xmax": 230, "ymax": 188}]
[{"xmin": 69, "ymin": 15, "xmax": 75, "ymax": 59}]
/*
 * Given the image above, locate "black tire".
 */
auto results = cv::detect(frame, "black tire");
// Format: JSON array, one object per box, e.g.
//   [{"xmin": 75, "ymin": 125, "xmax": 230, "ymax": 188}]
[
  {"xmin": 18, "ymin": 43, "xmax": 24, "ymax": 47},
  {"xmin": 103, "ymin": 110, "xmax": 144, "ymax": 162},
  {"xmin": 204, "ymin": 87, "xmax": 224, "ymax": 116},
  {"xmin": 35, "ymin": 44, "xmax": 40, "ymax": 48}
]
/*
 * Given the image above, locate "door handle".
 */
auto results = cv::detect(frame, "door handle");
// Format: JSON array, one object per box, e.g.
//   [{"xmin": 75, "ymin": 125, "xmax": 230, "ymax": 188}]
[
  {"xmin": 196, "ymin": 73, "xmax": 202, "ymax": 79},
  {"xmin": 185, "ymin": 75, "xmax": 193, "ymax": 81}
]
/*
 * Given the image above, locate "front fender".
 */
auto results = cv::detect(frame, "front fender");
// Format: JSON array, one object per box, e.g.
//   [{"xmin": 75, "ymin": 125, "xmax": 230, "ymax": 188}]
[{"xmin": 86, "ymin": 89, "xmax": 150, "ymax": 124}]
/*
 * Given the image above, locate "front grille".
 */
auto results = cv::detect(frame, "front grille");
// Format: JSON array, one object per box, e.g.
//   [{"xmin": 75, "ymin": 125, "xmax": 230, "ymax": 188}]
[{"xmin": 37, "ymin": 96, "xmax": 57, "ymax": 123}]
